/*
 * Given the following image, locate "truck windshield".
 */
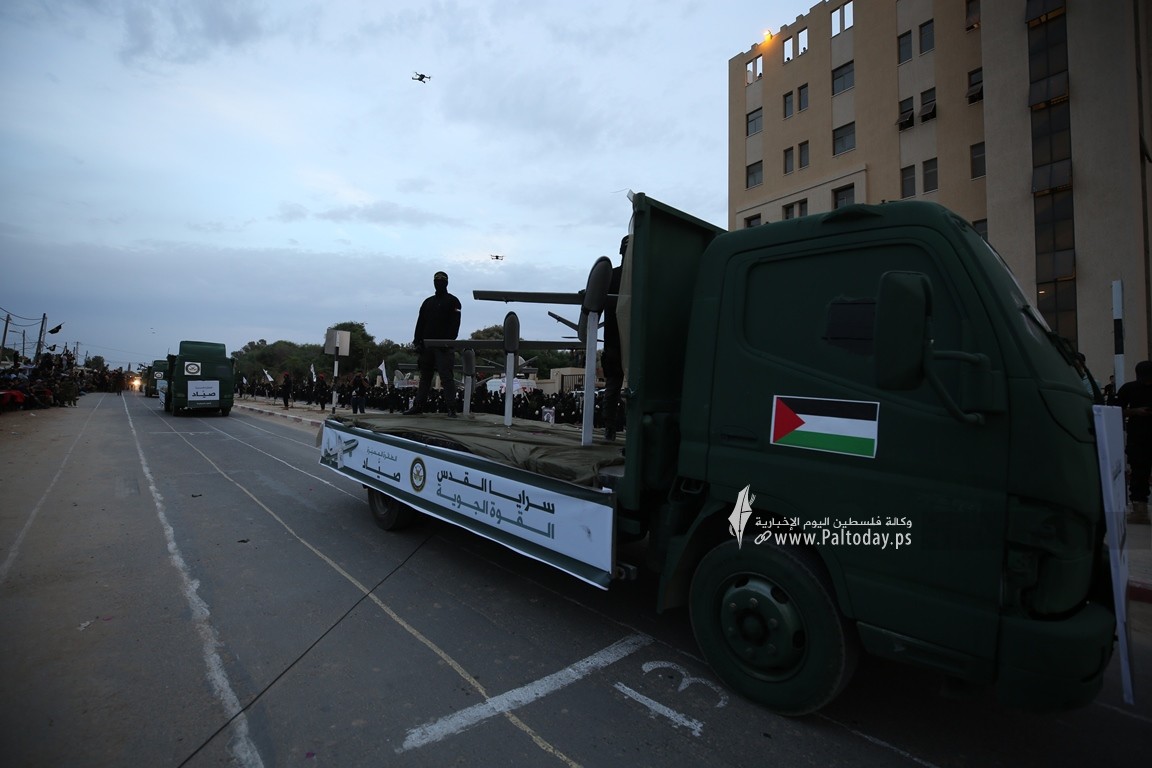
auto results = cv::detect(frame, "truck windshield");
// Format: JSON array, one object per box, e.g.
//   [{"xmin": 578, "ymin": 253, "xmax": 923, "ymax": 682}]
[{"xmin": 958, "ymin": 222, "xmax": 1095, "ymax": 395}]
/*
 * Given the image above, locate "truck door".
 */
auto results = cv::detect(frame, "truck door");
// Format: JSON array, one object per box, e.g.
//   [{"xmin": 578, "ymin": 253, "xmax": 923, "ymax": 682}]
[{"xmin": 707, "ymin": 221, "xmax": 1010, "ymax": 665}]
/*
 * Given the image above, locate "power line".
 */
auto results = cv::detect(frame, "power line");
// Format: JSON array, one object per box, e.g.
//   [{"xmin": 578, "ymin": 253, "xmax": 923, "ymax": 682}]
[{"xmin": 0, "ymin": 305, "xmax": 43, "ymax": 322}]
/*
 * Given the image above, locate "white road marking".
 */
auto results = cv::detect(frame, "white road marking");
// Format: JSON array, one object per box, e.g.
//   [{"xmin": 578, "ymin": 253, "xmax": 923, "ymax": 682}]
[
  {"xmin": 399, "ymin": 634, "xmax": 653, "ymax": 752},
  {"xmin": 198, "ymin": 420, "xmax": 363, "ymax": 502},
  {"xmin": 171, "ymin": 416, "xmax": 583, "ymax": 766},
  {"xmin": 612, "ymin": 682, "xmax": 704, "ymax": 737},
  {"xmin": 817, "ymin": 714, "xmax": 943, "ymax": 768},
  {"xmin": 0, "ymin": 395, "xmax": 103, "ymax": 584},
  {"xmin": 123, "ymin": 398, "xmax": 265, "ymax": 768}
]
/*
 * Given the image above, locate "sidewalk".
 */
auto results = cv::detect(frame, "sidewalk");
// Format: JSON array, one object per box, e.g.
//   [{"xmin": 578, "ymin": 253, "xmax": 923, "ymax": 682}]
[
  {"xmin": 1129, "ymin": 522, "xmax": 1152, "ymax": 603},
  {"xmin": 233, "ymin": 397, "xmax": 1152, "ymax": 604}
]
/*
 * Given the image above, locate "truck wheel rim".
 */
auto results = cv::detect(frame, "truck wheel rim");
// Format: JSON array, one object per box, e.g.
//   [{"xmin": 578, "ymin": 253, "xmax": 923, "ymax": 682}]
[{"xmin": 719, "ymin": 574, "xmax": 805, "ymax": 677}]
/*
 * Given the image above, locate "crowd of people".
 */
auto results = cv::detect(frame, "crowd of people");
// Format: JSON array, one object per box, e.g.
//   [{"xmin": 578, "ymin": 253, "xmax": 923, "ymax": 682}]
[
  {"xmin": 241, "ymin": 374, "xmax": 624, "ymax": 429},
  {"xmin": 0, "ymin": 351, "xmax": 132, "ymax": 411}
]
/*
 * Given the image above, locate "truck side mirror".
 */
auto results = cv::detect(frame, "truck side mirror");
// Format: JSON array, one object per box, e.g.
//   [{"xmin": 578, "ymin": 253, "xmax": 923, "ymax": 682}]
[{"xmin": 874, "ymin": 271, "xmax": 931, "ymax": 390}]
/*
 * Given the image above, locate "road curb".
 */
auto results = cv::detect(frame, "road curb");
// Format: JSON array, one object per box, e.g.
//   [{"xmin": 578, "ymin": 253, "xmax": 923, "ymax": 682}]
[{"xmin": 1130, "ymin": 580, "xmax": 1152, "ymax": 604}]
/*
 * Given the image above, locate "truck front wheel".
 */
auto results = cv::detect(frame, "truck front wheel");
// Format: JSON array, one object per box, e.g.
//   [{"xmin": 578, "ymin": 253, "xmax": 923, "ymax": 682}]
[
  {"xmin": 689, "ymin": 540, "xmax": 857, "ymax": 716},
  {"xmin": 367, "ymin": 489, "xmax": 416, "ymax": 531}
]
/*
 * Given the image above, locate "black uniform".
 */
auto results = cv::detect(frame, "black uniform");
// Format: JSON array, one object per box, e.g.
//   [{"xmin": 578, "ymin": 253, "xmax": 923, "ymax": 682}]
[
  {"xmin": 1117, "ymin": 362, "xmax": 1152, "ymax": 506},
  {"xmin": 601, "ymin": 236, "xmax": 628, "ymax": 439},
  {"xmin": 408, "ymin": 272, "xmax": 461, "ymax": 415}
]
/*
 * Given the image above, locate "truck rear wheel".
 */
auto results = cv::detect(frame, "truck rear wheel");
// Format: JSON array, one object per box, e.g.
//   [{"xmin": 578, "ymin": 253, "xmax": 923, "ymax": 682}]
[
  {"xmin": 689, "ymin": 539, "xmax": 857, "ymax": 716},
  {"xmin": 367, "ymin": 489, "xmax": 416, "ymax": 531}
]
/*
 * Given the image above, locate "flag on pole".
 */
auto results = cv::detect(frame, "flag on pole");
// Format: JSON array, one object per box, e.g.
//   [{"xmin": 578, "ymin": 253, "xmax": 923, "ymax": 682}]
[
  {"xmin": 770, "ymin": 395, "xmax": 879, "ymax": 459},
  {"xmin": 310, "ymin": 363, "xmax": 316, "ymax": 383},
  {"xmin": 263, "ymin": 368, "xmax": 274, "ymax": 382},
  {"xmin": 377, "ymin": 359, "xmax": 387, "ymax": 381}
]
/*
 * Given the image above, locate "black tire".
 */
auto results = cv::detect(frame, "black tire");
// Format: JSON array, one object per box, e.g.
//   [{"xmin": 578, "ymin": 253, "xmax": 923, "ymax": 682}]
[
  {"xmin": 220, "ymin": 408, "xmax": 231, "ymax": 416},
  {"xmin": 689, "ymin": 539, "xmax": 858, "ymax": 716},
  {"xmin": 367, "ymin": 488, "xmax": 416, "ymax": 531}
]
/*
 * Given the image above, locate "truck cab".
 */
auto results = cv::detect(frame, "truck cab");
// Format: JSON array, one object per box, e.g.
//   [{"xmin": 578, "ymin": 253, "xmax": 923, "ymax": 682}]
[
  {"xmin": 657, "ymin": 200, "xmax": 1114, "ymax": 714},
  {"xmin": 165, "ymin": 341, "xmax": 235, "ymax": 416}
]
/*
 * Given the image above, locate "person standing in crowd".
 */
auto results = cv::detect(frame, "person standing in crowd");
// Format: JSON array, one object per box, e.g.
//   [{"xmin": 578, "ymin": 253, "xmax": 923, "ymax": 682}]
[
  {"xmin": 1117, "ymin": 360, "xmax": 1152, "ymax": 524},
  {"xmin": 314, "ymin": 372, "xmax": 330, "ymax": 412},
  {"xmin": 350, "ymin": 370, "xmax": 368, "ymax": 414},
  {"xmin": 405, "ymin": 270, "xmax": 462, "ymax": 417},
  {"xmin": 601, "ymin": 235, "xmax": 627, "ymax": 441},
  {"xmin": 281, "ymin": 371, "xmax": 293, "ymax": 410}
]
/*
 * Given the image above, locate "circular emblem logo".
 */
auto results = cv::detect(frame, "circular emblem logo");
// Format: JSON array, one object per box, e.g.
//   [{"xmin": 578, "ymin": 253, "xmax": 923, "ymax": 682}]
[
  {"xmin": 185, "ymin": 362, "xmax": 201, "ymax": 375},
  {"xmin": 410, "ymin": 458, "xmax": 427, "ymax": 493}
]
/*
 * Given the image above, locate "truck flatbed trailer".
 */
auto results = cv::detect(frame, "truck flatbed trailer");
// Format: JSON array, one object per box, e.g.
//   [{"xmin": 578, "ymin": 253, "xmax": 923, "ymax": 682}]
[{"xmin": 321, "ymin": 412, "xmax": 626, "ymax": 588}]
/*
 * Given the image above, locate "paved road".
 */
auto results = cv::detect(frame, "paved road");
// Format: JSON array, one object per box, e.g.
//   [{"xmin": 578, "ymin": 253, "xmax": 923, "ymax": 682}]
[{"xmin": 1, "ymin": 393, "xmax": 1149, "ymax": 767}]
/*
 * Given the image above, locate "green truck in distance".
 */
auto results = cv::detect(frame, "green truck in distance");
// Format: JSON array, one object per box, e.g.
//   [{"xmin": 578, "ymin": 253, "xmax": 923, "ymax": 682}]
[
  {"xmin": 165, "ymin": 341, "xmax": 235, "ymax": 416},
  {"xmin": 144, "ymin": 358, "xmax": 167, "ymax": 398},
  {"xmin": 320, "ymin": 194, "xmax": 1116, "ymax": 715}
]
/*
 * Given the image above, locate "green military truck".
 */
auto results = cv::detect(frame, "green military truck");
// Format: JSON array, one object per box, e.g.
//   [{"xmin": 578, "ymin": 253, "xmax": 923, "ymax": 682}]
[
  {"xmin": 165, "ymin": 341, "xmax": 235, "ymax": 416},
  {"xmin": 320, "ymin": 194, "xmax": 1115, "ymax": 715},
  {"xmin": 144, "ymin": 358, "xmax": 167, "ymax": 399}
]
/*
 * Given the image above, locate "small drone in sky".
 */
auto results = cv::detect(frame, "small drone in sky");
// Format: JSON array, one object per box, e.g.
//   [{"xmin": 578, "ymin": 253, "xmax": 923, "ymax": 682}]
[
  {"xmin": 490, "ymin": 254, "xmax": 505, "ymax": 261},
  {"xmin": 412, "ymin": 72, "xmax": 431, "ymax": 83}
]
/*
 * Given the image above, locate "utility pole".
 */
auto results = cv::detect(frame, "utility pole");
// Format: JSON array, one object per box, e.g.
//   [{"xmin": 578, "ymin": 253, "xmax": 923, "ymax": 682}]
[{"xmin": 34, "ymin": 313, "xmax": 46, "ymax": 361}]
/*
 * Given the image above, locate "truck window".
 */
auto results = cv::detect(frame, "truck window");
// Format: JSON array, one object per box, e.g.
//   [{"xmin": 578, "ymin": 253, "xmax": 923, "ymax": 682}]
[{"xmin": 741, "ymin": 242, "xmax": 964, "ymax": 405}]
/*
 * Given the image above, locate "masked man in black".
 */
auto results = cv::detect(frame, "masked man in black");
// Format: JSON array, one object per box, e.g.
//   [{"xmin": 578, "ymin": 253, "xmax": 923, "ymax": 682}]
[{"xmin": 405, "ymin": 270, "xmax": 462, "ymax": 416}]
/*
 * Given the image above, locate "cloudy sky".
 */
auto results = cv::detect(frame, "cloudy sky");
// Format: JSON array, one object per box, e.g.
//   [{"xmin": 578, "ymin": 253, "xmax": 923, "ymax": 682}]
[{"xmin": 1, "ymin": 0, "xmax": 812, "ymax": 369}]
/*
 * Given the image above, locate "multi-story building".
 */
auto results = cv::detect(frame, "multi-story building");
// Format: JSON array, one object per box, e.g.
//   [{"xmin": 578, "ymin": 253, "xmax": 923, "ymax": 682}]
[{"xmin": 728, "ymin": 0, "xmax": 1150, "ymax": 378}]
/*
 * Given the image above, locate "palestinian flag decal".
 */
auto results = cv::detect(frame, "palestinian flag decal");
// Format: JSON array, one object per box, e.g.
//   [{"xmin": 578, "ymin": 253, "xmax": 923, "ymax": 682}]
[{"xmin": 771, "ymin": 396, "xmax": 879, "ymax": 459}]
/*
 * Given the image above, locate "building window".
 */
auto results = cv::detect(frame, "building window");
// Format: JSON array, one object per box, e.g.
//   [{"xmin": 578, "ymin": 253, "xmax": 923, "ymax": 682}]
[
  {"xmin": 833, "ymin": 122, "xmax": 856, "ymax": 155},
  {"xmin": 832, "ymin": 1, "xmax": 854, "ymax": 36},
  {"xmin": 919, "ymin": 87, "xmax": 937, "ymax": 121},
  {"xmin": 897, "ymin": 97, "xmax": 914, "ymax": 131},
  {"xmin": 966, "ymin": 0, "xmax": 981, "ymax": 30},
  {"xmin": 746, "ymin": 55, "xmax": 763, "ymax": 84},
  {"xmin": 967, "ymin": 68, "xmax": 984, "ymax": 103},
  {"xmin": 744, "ymin": 214, "xmax": 762, "ymax": 228},
  {"xmin": 897, "ymin": 31, "xmax": 912, "ymax": 64},
  {"xmin": 833, "ymin": 185, "xmax": 855, "ymax": 209},
  {"xmin": 919, "ymin": 20, "xmax": 935, "ymax": 53},
  {"xmin": 970, "ymin": 142, "xmax": 986, "ymax": 178},
  {"xmin": 746, "ymin": 161, "xmax": 763, "ymax": 188},
  {"xmin": 783, "ymin": 199, "xmax": 809, "ymax": 219},
  {"xmin": 1036, "ymin": 278, "xmax": 1077, "ymax": 346},
  {"xmin": 832, "ymin": 61, "xmax": 855, "ymax": 95},
  {"xmin": 1028, "ymin": 14, "xmax": 1069, "ymax": 107},
  {"xmin": 1034, "ymin": 192, "xmax": 1076, "ymax": 280},
  {"xmin": 798, "ymin": 140, "xmax": 810, "ymax": 168},
  {"xmin": 900, "ymin": 166, "xmax": 916, "ymax": 198},
  {"xmin": 923, "ymin": 158, "xmax": 938, "ymax": 192},
  {"xmin": 1026, "ymin": 0, "xmax": 1065, "ymax": 25},
  {"xmin": 1032, "ymin": 101, "xmax": 1072, "ymax": 193},
  {"xmin": 798, "ymin": 83, "xmax": 809, "ymax": 111},
  {"xmin": 747, "ymin": 108, "xmax": 763, "ymax": 136},
  {"xmin": 784, "ymin": 30, "xmax": 808, "ymax": 62},
  {"xmin": 784, "ymin": 146, "xmax": 795, "ymax": 175},
  {"xmin": 783, "ymin": 92, "xmax": 794, "ymax": 119}
]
